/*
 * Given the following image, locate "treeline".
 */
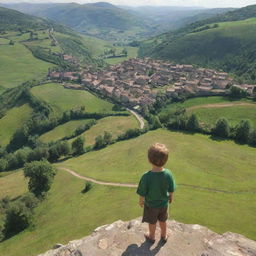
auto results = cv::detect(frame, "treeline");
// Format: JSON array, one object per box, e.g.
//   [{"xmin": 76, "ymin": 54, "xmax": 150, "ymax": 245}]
[
  {"xmin": 7, "ymin": 107, "xmax": 129, "ymax": 152},
  {"xmin": 25, "ymin": 45, "xmax": 73, "ymax": 70},
  {"xmin": 163, "ymin": 111, "xmax": 256, "ymax": 147}
]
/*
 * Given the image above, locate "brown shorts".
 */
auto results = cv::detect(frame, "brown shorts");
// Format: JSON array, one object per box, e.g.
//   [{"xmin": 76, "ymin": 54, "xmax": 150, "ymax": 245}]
[{"xmin": 142, "ymin": 205, "xmax": 168, "ymax": 224}]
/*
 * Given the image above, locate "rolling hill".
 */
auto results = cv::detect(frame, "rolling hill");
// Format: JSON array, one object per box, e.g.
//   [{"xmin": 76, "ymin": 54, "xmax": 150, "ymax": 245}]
[
  {"xmin": 1, "ymin": 129, "xmax": 256, "ymax": 256},
  {"xmin": 138, "ymin": 5, "xmax": 256, "ymax": 83},
  {"xmin": 2, "ymin": 2, "xmax": 150, "ymax": 42}
]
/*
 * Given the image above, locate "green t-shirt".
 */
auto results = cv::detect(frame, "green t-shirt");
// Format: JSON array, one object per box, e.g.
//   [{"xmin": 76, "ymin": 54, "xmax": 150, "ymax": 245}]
[{"xmin": 136, "ymin": 168, "xmax": 176, "ymax": 208}]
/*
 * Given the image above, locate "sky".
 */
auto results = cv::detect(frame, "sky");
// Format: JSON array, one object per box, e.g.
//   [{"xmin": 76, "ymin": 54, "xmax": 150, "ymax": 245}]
[{"xmin": 1, "ymin": 0, "xmax": 255, "ymax": 8}]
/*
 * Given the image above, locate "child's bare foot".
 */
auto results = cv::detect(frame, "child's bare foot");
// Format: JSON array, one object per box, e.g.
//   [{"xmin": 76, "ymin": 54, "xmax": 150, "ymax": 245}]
[{"xmin": 144, "ymin": 233, "xmax": 155, "ymax": 243}]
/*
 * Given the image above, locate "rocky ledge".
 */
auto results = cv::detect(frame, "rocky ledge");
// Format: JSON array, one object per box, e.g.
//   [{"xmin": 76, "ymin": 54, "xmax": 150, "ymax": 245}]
[{"xmin": 39, "ymin": 218, "xmax": 256, "ymax": 256}]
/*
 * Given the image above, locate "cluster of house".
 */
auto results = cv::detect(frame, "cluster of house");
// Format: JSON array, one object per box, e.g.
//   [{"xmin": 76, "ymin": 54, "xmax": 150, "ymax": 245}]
[{"xmin": 49, "ymin": 58, "xmax": 255, "ymax": 108}]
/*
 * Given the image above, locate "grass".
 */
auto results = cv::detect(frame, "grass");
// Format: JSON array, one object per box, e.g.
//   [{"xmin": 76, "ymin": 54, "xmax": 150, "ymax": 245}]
[
  {"xmin": 190, "ymin": 105, "xmax": 256, "ymax": 128},
  {"xmin": 39, "ymin": 119, "xmax": 94, "ymax": 143},
  {"xmin": 0, "ymin": 104, "xmax": 33, "ymax": 147},
  {"xmin": 0, "ymin": 171, "xmax": 27, "ymax": 199},
  {"xmin": 0, "ymin": 140, "xmax": 256, "ymax": 255},
  {"xmin": 159, "ymin": 96, "xmax": 256, "ymax": 128},
  {"xmin": 105, "ymin": 46, "xmax": 138, "ymax": 65},
  {"xmin": 60, "ymin": 129, "xmax": 256, "ymax": 192},
  {"xmin": 0, "ymin": 42, "xmax": 54, "ymax": 89},
  {"xmin": 69, "ymin": 115, "xmax": 139, "ymax": 146},
  {"xmin": 30, "ymin": 83, "xmax": 114, "ymax": 116}
]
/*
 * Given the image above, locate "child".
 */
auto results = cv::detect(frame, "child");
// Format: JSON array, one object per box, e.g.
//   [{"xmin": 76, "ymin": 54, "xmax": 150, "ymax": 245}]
[{"xmin": 136, "ymin": 143, "xmax": 176, "ymax": 243}]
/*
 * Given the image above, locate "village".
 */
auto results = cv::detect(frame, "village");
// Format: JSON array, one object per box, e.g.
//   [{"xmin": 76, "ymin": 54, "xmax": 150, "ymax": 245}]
[{"xmin": 49, "ymin": 57, "xmax": 255, "ymax": 109}]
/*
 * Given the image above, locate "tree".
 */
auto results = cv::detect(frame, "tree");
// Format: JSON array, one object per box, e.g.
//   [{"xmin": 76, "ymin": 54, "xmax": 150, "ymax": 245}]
[
  {"xmin": 122, "ymin": 48, "xmax": 128, "ymax": 57},
  {"xmin": 103, "ymin": 131, "xmax": 112, "ymax": 145},
  {"xmin": 72, "ymin": 137, "xmax": 84, "ymax": 155},
  {"xmin": 229, "ymin": 86, "xmax": 248, "ymax": 99},
  {"xmin": 9, "ymin": 40, "xmax": 14, "ymax": 45},
  {"xmin": 4, "ymin": 200, "xmax": 32, "ymax": 237},
  {"xmin": 213, "ymin": 118, "xmax": 230, "ymax": 138},
  {"xmin": 187, "ymin": 114, "xmax": 200, "ymax": 132},
  {"xmin": 249, "ymin": 130, "xmax": 256, "ymax": 147},
  {"xmin": 234, "ymin": 120, "xmax": 252, "ymax": 144},
  {"xmin": 94, "ymin": 135, "xmax": 104, "ymax": 149},
  {"xmin": 0, "ymin": 159, "xmax": 8, "ymax": 172},
  {"xmin": 23, "ymin": 160, "xmax": 56, "ymax": 197}
]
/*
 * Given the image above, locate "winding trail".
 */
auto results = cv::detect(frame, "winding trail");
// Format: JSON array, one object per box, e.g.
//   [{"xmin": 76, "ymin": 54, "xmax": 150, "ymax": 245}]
[
  {"xmin": 58, "ymin": 167, "xmax": 256, "ymax": 194},
  {"xmin": 127, "ymin": 108, "xmax": 145, "ymax": 129},
  {"xmin": 187, "ymin": 102, "xmax": 255, "ymax": 111}
]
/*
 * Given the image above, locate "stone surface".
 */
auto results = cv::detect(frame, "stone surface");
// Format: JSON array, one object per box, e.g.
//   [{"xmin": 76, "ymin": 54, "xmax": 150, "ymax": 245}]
[{"xmin": 38, "ymin": 218, "xmax": 256, "ymax": 256}]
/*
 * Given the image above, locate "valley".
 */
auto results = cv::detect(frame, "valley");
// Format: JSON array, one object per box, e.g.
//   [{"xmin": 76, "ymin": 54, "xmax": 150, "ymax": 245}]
[{"xmin": 0, "ymin": 3, "xmax": 256, "ymax": 256}]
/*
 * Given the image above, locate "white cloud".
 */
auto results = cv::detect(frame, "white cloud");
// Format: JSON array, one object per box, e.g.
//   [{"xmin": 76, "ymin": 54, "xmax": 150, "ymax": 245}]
[{"xmin": 1, "ymin": 0, "xmax": 255, "ymax": 8}]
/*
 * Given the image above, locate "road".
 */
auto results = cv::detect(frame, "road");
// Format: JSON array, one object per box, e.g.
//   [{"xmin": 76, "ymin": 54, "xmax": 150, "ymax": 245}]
[{"xmin": 126, "ymin": 108, "xmax": 145, "ymax": 129}]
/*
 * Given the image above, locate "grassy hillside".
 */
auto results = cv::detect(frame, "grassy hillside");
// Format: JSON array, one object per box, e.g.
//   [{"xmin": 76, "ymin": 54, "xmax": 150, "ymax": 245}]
[
  {"xmin": 59, "ymin": 129, "xmax": 256, "ymax": 191},
  {"xmin": 1, "ymin": 130, "xmax": 256, "ymax": 256},
  {"xmin": 0, "ymin": 104, "xmax": 33, "ymax": 147},
  {"xmin": 3, "ymin": 2, "xmax": 149, "ymax": 42},
  {"xmin": 39, "ymin": 119, "xmax": 94, "ymax": 143},
  {"xmin": 189, "ymin": 105, "xmax": 256, "ymax": 128},
  {"xmin": 139, "ymin": 5, "xmax": 256, "ymax": 83},
  {"xmin": 30, "ymin": 83, "xmax": 114, "ymax": 116},
  {"xmin": 0, "ymin": 6, "xmax": 47, "ymax": 31},
  {"xmin": 0, "ymin": 171, "xmax": 27, "ymax": 199},
  {"xmin": 159, "ymin": 96, "xmax": 256, "ymax": 129},
  {"xmin": 68, "ymin": 115, "xmax": 139, "ymax": 146},
  {"xmin": 0, "ymin": 39, "xmax": 54, "ymax": 89}
]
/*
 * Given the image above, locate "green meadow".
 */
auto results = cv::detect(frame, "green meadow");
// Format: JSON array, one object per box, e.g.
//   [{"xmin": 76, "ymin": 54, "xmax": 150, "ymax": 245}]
[
  {"xmin": 105, "ymin": 46, "xmax": 138, "ymax": 65},
  {"xmin": 0, "ymin": 129, "xmax": 256, "ymax": 256},
  {"xmin": 0, "ymin": 104, "xmax": 33, "ymax": 147},
  {"xmin": 60, "ymin": 129, "xmax": 256, "ymax": 191},
  {"xmin": 69, "ymin": 115, "xmax": 139, "ymax": 146},
  {"xmin": 0, "ymin": 42, "xmax": 53, "ymax": 89},
  {"xmin": 39, "ymin": 119, "xmax": 94, "ymax": 143},
  {"xmin": 30, "ymin": 83, "xmax": 114, "ymax": 116},
  {"xmin": 0, "ymin": 171, "xmax": 27, "ymax": 199},
  {"xmin": 190, "ymin": 105, "xmax": 256, "ymax": 128},
  {"xmin": 160, "ymin": 96, "xmax": 256, "ymax": 128}
]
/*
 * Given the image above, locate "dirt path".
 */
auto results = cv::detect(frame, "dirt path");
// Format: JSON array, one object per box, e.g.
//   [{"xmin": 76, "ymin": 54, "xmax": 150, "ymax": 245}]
[
  {"xmin": 127, "ymin": 108, "xmax": 145, "ymax": 129},
  {"xmin": 59, "ymin": 167, "xmax": 137, "ymax": 188},
  {"xmin": 187, "ymin": 102, "xmax": 255, "ymax": 111},
  {"xmin": 58, "ymin": 167, "xmax": 256, "ymax": 194}
]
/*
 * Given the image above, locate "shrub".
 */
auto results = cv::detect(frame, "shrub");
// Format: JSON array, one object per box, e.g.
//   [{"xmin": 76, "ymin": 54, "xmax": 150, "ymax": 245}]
[
  {"xmin": 4, "ymin": 200, "xmax": 32, "ymax": 238},
  {"xmin": 234, "ymin": 120, "xmax": 252, "ymax": 144},
  {"xmin": 187, "ymin": 114, "xmax": 200, "ymax": 132},
  {"xmin": 0, "ymin": 159, "xmax": 8, "ymax": 172},
  {"xmin": 213, "ymin": 118, "xmax": 230, "ymax": 138},
  {"xmin": 23, "ymin": 160, "xmax": 56, "ymax": 197},
  {"xmin": 82, "ymin": 181, "xmax": 93, "ymax": 193},
  {"xmin": 249, "ymin": 130, "xmax": 256, "ymax": 147},
  {"xmin": 72, "ymin": 137, "xmax": 84, "ymax": 155}
]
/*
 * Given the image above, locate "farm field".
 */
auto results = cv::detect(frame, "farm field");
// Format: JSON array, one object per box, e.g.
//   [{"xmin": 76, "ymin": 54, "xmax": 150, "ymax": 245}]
[
  {"xmin": 189, "ymin": 104, "xmax": 256, "ymax": 128},
  {"xmin": 0, "ymin": 41, "xmax": 54, "ymax": 89},
  {"xmin": 105, "ymin": 46, "xmax": 138, "ymax": 65},
  {"xmin": 160, "ymin": 96, "xmax": 256, "ymax": 128},
  {"xmin": 0, "ymin": 104, "xmax": 33, "ymax": 147},
  {"xmin": 39, "ymin": 119, "xmax": 94, "ymax": 143},
  {"xmin": 1, "ymin": 130, "xmax": 256, "ymax": 255},
  {"xmin": 0, "ymin": 171, "xmax": 27, "ymax": 199},
  {"xmin": 30, "ymin": 83, "xmax": 114, "ymax": 116},
  {"xmin": 60, "ymin": 129, "xmax": 256, "ymax": 191},
  {"xmin": 69, "ymin": 115, "xmax": 139, "ymax": 146}
]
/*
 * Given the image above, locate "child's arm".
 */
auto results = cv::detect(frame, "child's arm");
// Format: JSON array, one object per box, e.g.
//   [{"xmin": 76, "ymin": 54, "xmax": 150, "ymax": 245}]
[
  {"xmin": 139, "ymin": 196, "xmax": 145, "ymax": 207},
  {"xmin": 169, "ymin": 192, "xmax": 174, "ymax": 204}
]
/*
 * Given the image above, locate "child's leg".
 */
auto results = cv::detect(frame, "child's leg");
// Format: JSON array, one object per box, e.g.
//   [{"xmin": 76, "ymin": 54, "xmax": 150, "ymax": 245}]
[
  {"xmin": 148, "ymin": 223, "xmax": 157, "ymax": 239},
  {"xmin": 159, "ymin": 221, "xmax": 167, "ymax": 238}
]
